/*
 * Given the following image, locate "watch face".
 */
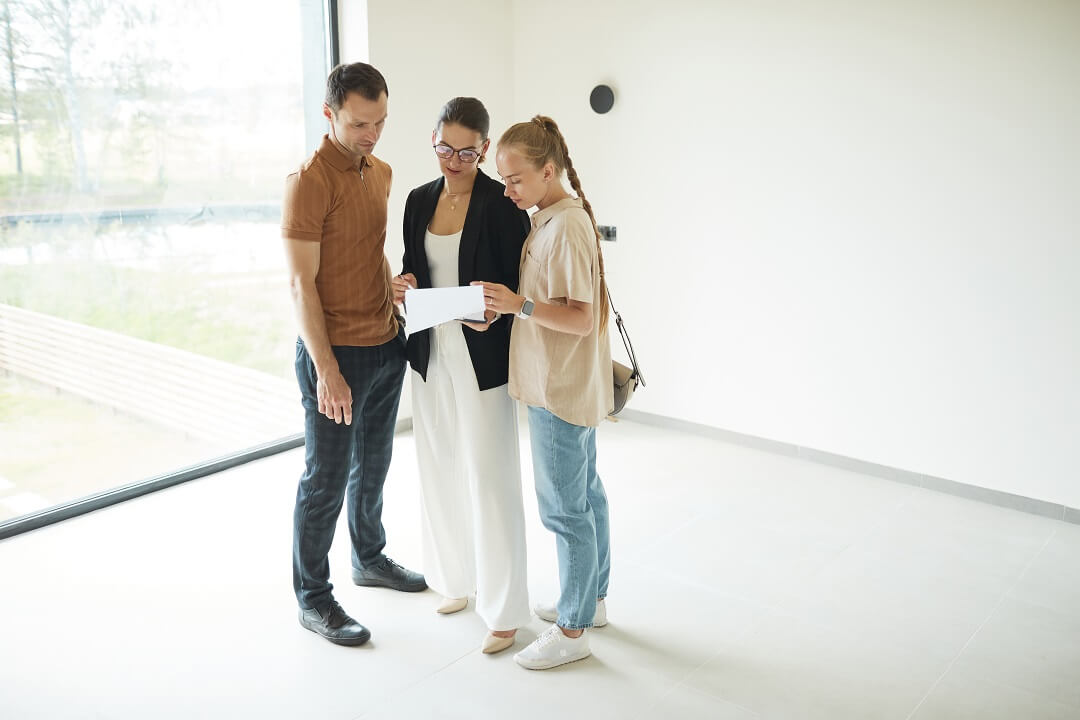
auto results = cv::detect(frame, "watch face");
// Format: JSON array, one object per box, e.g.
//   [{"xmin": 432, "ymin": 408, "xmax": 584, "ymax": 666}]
[{"xmin": 522, "ymin": 300, "xmax": 535, "ymax": 316}]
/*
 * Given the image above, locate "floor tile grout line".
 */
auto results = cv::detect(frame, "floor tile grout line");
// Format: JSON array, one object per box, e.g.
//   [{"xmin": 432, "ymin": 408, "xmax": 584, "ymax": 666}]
[
  {"xmin": 677, "ymin": 650, "xmax": 770, "ymax": 715},
  {"xmin": 626, "ymin": 503, "xmax": 714, "ymax": 563},
  {"xmin": 634, "ymin": 678, "xmax": 692, "ymax": 720},
  {"xmin": 765, "ymin": 544, "xmax": 849, "ymax": 613},
  {"xmin": 348, "ymin": 646, "xmax": 482, "ymax": 720},
  {"xmin": 618, "ymin": 565, "xmax": 773, "ymax": 720},
  {"xmin": 629, "ymin": 472, "xmax": 919, "ymax": 611},
  {"xmin": 664, "ymin": 681, "xmax": 764, "ymax": 719},
  {"xmin": 669, "ymin": 601, "xmax": 785, "ymax": 716},
  {"xmin": 621, "ymin": 555, "xmax": 809, "ymax": 610},
  {"xmin": 901, "ymin": 525, "xmax": 1058, "ymax": 720},
  {"xmin": 769, "ymin": 486, "xmax": 917, "ymax": 614}
]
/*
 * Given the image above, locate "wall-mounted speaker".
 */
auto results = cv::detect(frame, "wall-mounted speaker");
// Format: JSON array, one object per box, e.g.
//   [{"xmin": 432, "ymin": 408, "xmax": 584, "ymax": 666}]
[{"xmin": 590, "ymin": 84, "xmax": 615, "ymax": 114}]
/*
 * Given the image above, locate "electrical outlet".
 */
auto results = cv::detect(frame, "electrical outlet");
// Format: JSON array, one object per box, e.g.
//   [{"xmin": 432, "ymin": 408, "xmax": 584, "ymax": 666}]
[{"xmin": 598, "ymin": 225, "xmax": 617, "ymax": 241}]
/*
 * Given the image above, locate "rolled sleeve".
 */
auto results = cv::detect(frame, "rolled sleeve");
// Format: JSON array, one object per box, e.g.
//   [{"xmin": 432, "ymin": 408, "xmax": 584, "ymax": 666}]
[{"xmin": 545, "ymin": 213, "xmax": 595, "ymax": 303}]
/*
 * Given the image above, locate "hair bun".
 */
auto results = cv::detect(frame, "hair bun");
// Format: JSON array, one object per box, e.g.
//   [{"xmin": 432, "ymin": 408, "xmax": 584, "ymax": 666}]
[{"xmin": 532, "ymin": 115, "xmax": 559, "ymax": 134}]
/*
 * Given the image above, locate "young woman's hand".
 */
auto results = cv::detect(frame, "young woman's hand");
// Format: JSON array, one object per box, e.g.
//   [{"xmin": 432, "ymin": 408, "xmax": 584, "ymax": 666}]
[
  {"xmin": 472, "ymin": 281, "xmax": 523, "ymax": 315},
  {"xmin": 392, "ymin": 273, "xmax": 417, "ymax": 305}
]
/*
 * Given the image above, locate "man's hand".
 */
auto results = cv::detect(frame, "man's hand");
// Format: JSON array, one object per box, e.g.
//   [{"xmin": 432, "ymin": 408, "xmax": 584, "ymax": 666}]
[{"xmin": 317, "ymin": 366, "xmax": 353, "ymax": 425}]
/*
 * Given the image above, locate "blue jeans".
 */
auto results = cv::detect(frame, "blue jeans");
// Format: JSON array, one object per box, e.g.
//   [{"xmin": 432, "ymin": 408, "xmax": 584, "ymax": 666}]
[
  {"xmin": 528, "ymin": 405, "xmax": 611, "ymax": 629},
  {"xmin": 292, "ymin": 330, "xmax": 406, "ymax": 611}
]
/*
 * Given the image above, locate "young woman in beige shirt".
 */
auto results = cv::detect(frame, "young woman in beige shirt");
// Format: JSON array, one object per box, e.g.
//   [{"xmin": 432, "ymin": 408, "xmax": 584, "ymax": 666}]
[{"xmin": 475, "ymin": 115, "xmax": 614, "ymax": 670}]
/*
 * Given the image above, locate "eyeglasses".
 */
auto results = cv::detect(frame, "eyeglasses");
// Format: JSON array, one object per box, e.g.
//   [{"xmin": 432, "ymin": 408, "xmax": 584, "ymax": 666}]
[{"xmin": 433, "ymin": 143, "xmax": 481, "ymax": 164}]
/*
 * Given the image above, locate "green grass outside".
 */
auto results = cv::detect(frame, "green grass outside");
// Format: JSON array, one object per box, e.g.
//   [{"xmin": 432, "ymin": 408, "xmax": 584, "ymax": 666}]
[
  {"xmin": 0, "ymin": 374, "xmax": 230, "ymax": 523},
  {"xmin": 0, "ymin": 262, "xmax": 296, "ymax": 379}
]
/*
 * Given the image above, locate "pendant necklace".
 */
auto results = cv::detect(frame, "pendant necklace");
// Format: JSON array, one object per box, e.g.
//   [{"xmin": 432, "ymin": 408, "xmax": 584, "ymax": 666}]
[{"xmin": 445, "ymin": 186, "xmax": 471, "ymax": 211}]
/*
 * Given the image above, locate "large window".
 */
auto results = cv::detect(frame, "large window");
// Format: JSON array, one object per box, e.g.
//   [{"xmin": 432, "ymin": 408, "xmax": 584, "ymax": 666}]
[{"xmin": 0, "ymin": 0, "xmax": 330, "ymax": 526}]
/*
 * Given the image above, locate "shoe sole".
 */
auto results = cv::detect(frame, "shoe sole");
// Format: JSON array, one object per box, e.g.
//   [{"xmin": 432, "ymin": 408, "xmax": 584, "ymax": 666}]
[
  {"xmin": 534, "ymin": 608, "xmax": 607, "ymax": 628},
  {"xmin": 352, "ymin": 576, "xmax": 428, "ymax": 592},
  {"xmin": 514, "ymin": 650, "xmax": 591, "ymax": 670},
  {"xmin": 299, "ymin": 619, "xmax": 371, "ymax": 646}
]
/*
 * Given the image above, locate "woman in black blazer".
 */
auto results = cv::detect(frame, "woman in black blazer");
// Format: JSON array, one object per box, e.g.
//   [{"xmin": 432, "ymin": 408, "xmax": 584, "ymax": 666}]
[{"xmin": 391, "ymin": 98, "xmax": 531, "ymax": 656}]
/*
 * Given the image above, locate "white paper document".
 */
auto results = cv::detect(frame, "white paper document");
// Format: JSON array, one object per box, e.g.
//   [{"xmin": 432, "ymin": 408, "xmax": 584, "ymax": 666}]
[{"xmin": 404, "ymin": 285, "xmax": 486, "ymax": 332}]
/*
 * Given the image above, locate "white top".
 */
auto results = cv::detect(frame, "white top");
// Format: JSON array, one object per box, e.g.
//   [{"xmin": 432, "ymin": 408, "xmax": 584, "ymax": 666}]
[{"xmin": 425, "ymin": 228, "xmax": 462, "ymax": 289}]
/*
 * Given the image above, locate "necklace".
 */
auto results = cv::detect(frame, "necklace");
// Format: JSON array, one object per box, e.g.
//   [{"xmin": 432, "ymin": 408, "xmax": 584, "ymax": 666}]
[{"xmin": 444, "ymin": 186, "xmax": 471, "ymax": 211}]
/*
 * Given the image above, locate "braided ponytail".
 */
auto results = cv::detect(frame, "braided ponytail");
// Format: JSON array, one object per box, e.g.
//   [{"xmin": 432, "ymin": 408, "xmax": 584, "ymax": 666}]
[{"xmin": 501, "ymin": 115, "xmax": 610, "ymax": 333}]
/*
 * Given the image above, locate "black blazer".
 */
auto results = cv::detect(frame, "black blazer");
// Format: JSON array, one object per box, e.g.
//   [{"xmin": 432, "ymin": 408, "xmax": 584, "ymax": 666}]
[{"xmin": 401, "ymin": 169, "xmax": 530, "ymax": 391}]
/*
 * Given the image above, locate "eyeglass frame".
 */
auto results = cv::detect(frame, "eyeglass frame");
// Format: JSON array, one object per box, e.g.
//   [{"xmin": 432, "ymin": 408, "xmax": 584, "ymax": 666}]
[{"xmin": 433, "ymin": 142, "xmax": 483, "ymax": 164}]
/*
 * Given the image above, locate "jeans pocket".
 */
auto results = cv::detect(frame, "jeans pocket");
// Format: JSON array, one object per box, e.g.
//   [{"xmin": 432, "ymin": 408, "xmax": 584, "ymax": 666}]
[{"xmin": 294, "ymin": 339, "xmax": 318, "ymax": 407}]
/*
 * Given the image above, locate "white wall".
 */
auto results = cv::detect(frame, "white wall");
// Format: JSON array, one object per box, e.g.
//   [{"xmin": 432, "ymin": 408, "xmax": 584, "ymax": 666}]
[
  {"xmin": 360, "ymin": 0, "xmax": 1080, "ymax": 508},
  {"xmin": 357, "ymin": 0, "xmax": 518, "ymax": 419},
  {"xmin": 364, "ymin": 0, "xmax": 517, "ymax": 266}
]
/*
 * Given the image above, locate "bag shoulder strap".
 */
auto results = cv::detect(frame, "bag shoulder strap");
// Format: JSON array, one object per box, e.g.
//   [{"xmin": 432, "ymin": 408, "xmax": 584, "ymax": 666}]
[{"xmin": 606, "ymin": 284, "xmax": 645, "ymax": 387}]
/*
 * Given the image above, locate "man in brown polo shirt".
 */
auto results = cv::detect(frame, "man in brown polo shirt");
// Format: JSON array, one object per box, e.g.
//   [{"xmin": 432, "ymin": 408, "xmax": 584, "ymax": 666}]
[{"xmin": 282, "ymin": 62, "xmax": 425, "ymax": 647}]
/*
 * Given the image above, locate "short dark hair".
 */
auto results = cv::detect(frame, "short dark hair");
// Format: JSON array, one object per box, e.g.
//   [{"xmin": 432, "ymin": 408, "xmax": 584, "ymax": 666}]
[
  {"xmin": 436, "ymin": 97, "xmax": 490, "ymax": 139},
  {"xmin": 325, "ymin": 62, "xmax": 388, "ymax": 111}
]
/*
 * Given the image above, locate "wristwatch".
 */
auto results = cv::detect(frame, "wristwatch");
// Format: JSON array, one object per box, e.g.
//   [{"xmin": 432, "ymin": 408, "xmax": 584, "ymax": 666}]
[{"xmin": 517, "ymin": 297, "xmax": 535, "ymax": 319}]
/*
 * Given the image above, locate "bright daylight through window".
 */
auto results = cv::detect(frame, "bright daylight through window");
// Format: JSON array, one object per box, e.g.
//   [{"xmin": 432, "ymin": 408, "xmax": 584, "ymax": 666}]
[{"xmin": 0, "ymin": 0, "xmax": 326, "ymax": 525}]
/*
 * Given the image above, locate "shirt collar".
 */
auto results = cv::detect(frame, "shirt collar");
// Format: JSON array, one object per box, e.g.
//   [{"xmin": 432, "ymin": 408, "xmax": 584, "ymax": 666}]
[
  {"xmin": 530, "ymin": 196, "xmax": 582, "ymax": 229},
  {"xmin": 318, "ymin": 134, "xmax": 370, "ymax": 173}
]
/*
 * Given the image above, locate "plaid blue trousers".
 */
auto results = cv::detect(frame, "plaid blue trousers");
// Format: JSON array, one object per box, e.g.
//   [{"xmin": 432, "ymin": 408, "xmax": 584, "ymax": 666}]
[{"xmin": 292, "ymin": 329, "xmax": 406, "ymax": 611}]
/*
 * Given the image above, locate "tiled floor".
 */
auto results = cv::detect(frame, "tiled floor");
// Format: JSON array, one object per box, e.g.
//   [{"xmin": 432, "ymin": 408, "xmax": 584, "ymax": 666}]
[{"xmin": 1, "ymin": 417, "xmax": 1077, "ymax": 719}]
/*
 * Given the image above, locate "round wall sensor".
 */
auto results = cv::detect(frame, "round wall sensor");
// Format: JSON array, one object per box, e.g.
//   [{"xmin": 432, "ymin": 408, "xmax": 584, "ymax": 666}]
[{"xmin": 589, "ymin": 84, "xmax": 615, "ymax": 114}]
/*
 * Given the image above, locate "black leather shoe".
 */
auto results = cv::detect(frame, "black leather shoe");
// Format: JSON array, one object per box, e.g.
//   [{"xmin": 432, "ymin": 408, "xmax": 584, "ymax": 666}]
[
  {"xmin": 298, "ymin": 601, "xmax": 371, "ymax": 646},
  {"xmin": 351, "ymin": 556, "xmax": 427, "ymax": 592}
]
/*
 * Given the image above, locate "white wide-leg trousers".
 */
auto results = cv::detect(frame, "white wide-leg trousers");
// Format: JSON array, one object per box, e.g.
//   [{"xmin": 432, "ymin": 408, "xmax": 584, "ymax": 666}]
[{"xmin": 411, "ymin": 323, "xmax": 531, "ymax": 631}]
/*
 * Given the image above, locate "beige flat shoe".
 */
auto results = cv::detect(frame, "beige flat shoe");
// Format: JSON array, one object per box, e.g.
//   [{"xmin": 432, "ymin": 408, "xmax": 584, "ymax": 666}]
[
  {"xmin": 481, "ymin": 631, "xmax": 515, "ymax": 655},
  {"xmin": 437, "ymin": 596, "xmax": 468, "ymax": 614}
]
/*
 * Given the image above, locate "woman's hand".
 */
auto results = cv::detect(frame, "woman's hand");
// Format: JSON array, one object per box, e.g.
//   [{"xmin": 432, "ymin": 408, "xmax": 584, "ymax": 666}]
[
  {"xmin": 461, "ymin": 309, "xmax": 499, "ymax": 332},
  {"xmin": 473, "ymin": 281, "xmax": 593, "ymax": 336},
  {"xmin": 472, "ymin": 281, "xmax": 523, "ymax": 315},
  {"xmin": 392, "ymin": 273, "xmax": 417, "ymax": 305}
]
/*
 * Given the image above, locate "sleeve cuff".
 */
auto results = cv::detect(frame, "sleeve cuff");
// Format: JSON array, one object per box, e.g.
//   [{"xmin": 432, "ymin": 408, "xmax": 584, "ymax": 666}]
[{"xmin": 282, "ymin": 228, "xmax": 322, "ymax": 242}]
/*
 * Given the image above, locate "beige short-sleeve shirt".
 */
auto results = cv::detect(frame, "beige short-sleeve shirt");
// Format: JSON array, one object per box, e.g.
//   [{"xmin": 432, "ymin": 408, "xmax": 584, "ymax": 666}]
[
  {"xmin": 281, "ymin": 135, "xmax": 397, "ymax": 347},
  {"xmin": 509, "ymin": 198, "xmax": 613, "ymax": 427}
]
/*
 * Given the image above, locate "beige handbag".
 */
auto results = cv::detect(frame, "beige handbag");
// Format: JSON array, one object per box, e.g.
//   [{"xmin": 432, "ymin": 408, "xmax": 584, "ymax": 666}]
[{"xmin": 608, "ymin": 287, "xmax": 644, "ymax": 416}]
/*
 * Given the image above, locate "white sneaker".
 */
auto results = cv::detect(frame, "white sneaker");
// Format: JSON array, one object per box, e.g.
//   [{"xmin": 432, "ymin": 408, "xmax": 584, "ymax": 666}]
[
  {"xmin": 534, "ymin": 598, "xmax": 607, "ymax": 627},
  {"xmin": 514, "ymin": 624, "xmax": 591, "ymax": 670}
]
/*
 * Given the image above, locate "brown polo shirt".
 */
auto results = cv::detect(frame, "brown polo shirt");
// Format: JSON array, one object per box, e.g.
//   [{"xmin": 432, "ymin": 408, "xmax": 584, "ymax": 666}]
[{"xmin": 281, "ymin": 134, "xmax": 398, "ymax": 347}]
